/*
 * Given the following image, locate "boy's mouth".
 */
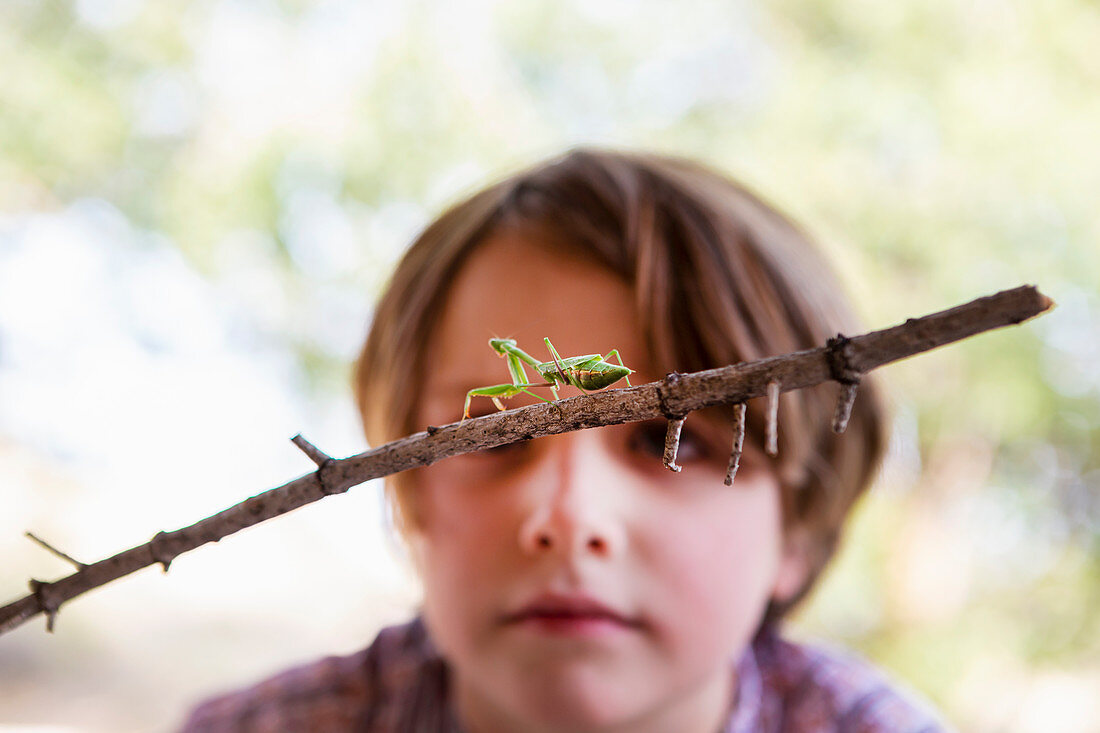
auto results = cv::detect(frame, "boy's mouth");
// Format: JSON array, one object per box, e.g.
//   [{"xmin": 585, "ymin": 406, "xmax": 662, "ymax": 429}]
[{"xmin": 503, "ymin": 592, "xmax": 641, "ymax": 629}]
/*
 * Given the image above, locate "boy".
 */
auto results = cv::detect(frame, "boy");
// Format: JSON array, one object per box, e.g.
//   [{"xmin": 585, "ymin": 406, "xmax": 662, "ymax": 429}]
[{"xmin": 181, "ymin": 149, "xmax": 947, "ymax": 732}]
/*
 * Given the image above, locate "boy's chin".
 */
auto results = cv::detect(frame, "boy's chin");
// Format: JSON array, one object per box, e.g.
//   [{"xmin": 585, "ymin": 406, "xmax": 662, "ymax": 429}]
[
  {"xmin": 507, "ymin": 683, "xmax": 649, "ymax": 731},
  {"xmin": 477, "ymin": 659, "xmax": 676, "ymax": 729}
]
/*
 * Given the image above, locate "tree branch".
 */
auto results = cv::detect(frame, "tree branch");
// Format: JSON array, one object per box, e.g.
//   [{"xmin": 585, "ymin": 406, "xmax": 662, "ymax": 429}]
[{"xmin": 0, "ymin": 285, "xmax": 1053, "ymax": 637}]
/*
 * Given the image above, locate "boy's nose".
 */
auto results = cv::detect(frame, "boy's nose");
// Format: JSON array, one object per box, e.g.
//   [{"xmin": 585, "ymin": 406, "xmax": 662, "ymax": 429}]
[{"xmin": 517, "ymin": 433, "xmax": 625, "ymax": 560}]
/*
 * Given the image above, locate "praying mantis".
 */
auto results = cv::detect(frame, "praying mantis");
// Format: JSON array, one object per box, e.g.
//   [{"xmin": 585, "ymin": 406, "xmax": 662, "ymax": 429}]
[{"xmin": 462, "ymin": 338, "xmax": 635, "ymax": 420}]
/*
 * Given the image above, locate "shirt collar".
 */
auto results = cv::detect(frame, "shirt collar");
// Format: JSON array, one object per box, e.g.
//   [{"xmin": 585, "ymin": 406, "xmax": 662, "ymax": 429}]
[{"xmin": 724, "ymin": 637, "xmax": 765, "ymax": 733}]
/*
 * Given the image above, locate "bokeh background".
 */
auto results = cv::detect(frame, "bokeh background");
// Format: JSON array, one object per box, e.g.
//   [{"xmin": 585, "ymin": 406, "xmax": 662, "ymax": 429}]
[{"xmin": 2, "ymin": 0, "xmax": 1098, "ymax": 730}]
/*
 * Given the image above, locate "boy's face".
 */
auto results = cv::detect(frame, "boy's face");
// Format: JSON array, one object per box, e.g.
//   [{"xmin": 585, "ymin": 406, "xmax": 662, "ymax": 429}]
[{"xmin": 411, "ymin": 230, "xmax": 806, "ymax": 731}]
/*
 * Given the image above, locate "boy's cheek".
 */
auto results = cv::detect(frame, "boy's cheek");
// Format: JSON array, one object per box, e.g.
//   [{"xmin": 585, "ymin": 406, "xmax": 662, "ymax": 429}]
[
  {"xmin": 644, "ymin": 490, "xmax": 784, "ymax": 607},
  {"xmin": 640, "ymin": 537, "xmax": 773, "ymax": 668},
  {"xmin": 657, "ymin": 531, "xmax": 774, "ymax": 605}
]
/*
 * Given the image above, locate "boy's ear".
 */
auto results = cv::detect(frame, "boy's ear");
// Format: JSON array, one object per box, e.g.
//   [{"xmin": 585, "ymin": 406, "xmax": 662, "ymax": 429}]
[{"xmin": 771, "ymin": 526, "xmax": 812, "ymax": 604}]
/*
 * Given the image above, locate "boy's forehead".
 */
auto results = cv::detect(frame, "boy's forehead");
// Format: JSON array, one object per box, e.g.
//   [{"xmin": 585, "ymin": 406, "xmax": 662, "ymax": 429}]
[
  {"xmin": 422, "ymin": 233, "xmax": 648, "ymax": 398},
  {"xmin": 440, "ymin": 233, "xmax": 635, "ymax": 336}
]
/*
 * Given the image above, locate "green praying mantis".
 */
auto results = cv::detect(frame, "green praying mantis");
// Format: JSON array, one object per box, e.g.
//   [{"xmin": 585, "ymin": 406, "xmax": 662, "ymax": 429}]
[{"xmin": 462, "ymin": 338, "xmax": 635, "ymax": 421}]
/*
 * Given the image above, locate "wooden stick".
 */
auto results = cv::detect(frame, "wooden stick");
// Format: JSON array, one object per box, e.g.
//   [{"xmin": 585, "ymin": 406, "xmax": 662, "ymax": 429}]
[{"xmin": 0, "ymin": 285, "xmax": 1054, "ymax": 637}]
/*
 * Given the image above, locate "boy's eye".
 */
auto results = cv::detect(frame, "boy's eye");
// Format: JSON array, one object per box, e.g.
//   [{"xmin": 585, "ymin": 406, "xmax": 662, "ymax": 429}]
[
  {"xmin": 465, "ymin": 437, "xmax": 535, "ymax": 471},
  {"xmin": 447, "ymin": 437, "xmax": 533, "ymax": 482},
  {"xmin": 484, "ymin": 438, "xmax": 529, "ymax": 455},
  {"xmin": 626, "ymin": 420, "xmax": 708, "ymax": 464}
]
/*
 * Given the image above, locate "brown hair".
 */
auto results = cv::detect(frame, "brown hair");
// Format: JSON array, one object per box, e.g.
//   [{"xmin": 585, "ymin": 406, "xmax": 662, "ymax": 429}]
[{"xmin": 355, "ymin": 148, "xmax": 888, "ymax": 619}]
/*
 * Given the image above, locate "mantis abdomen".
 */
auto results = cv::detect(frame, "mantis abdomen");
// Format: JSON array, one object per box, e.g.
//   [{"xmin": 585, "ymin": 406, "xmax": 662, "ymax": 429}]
[{"xmin": 537, "ymin": 364, "xmax": 628, "ymax": 391}]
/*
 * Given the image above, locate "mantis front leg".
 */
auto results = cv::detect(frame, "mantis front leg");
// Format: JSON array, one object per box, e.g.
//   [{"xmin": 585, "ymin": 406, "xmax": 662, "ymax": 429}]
[
  {"xmin": 462, "ymin": 350, "xmax": 558, "ymax": 421},
  {"xmin": 502, "ymin": 349, "xmax": 561, "ymax": 402},
  {"xmin": 462, "ymin": 383, "xmax": 556, "ymax": 421},
  {"xmin": 502, "ymin": 348, "xmax": 532, "ymax": 386}
]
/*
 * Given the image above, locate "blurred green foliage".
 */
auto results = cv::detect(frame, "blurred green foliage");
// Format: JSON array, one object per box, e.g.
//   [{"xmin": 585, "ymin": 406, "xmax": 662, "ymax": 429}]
[{"xmin": 2, "ymin": 0, "xmax": 1098, "ymax": 729}]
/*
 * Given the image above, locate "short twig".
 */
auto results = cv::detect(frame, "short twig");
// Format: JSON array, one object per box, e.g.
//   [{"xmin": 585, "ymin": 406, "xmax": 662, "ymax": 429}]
[
  {"xmin": 291, "ymin": 434, "xmax": 332, "ymax": 467},
  {"xmin": 150, "ymin": 531, "xmax": 175, "ymax": 573},
  {"xmin": 25, "ymin": 532, "xmax": 86, "ymax": 570},
  {"xmin": 765, "ymin": 380, "xmax": 780, "ymax": 456},
  {"xmin": 663, "ymin": 416, "xmax": 687, "ymax": 473},
  {"xmin": 826, "ymin": 333, "xmax": 862, "ymax": 434},
  {"xmin": 725, "ymin": 403, "xmax": 747, "ymax": 486},
  {"xmin": 292, "ymin": 434, "xmax": 344, "ymax": 496},
  {"xmin": 832, "ymin": 382, "xmax": 859, "ymax": 434},
  {"xmin": 28, "ymin": 580, "xmax": 60, "ymax": 633}
]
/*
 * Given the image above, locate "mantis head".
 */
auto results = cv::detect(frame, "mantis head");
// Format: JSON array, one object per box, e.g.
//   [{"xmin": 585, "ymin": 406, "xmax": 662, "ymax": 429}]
[{"xmin": 488, "ymin": 338, "xmax": 518, "ymax": 355}]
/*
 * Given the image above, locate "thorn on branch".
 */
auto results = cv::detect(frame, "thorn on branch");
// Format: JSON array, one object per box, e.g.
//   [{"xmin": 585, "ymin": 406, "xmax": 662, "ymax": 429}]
[
  {"xmin": 24, "ymin": 532, "xmax": 86, "ymax": 570},
  {"xmin": 29, "ymin": 579, "xmax": 60, "ymax": 633},
  {"xmin": 291, "ymin": 434, "xmax": 344, "ymax": 495},
  {"xmin": 317, "ymin": 466, "xmax": 344, "ymax": 495},
  {"xmin": 826, "ymin": 333, "xmax": 860, "ymax": 383},
  {"xmin": 765, "ymin": 380, "xmax": 780, "ymax": 456},
  {"xmin": 426, "ymin": 425, "xmax": 441, "ymax": 436},
  {"xmin": 826, "ymin": 333, "xmax": 862, "ymax": 435},
  {"xmin": 663, "ymin": 415, "xmax": 687, "ymax": 473},
  {"xmin": 291, "ymin": 434, "xmax": 332, "ymax": 467},
  {"xmin": 832, "ymin": 382, "xmax": 859, "ymax": 434},
  {"xmin": 150, "ymin": 531, "xmax": 175, "ymax": 573},
  {"xmin": 656, "ymin": 372, "xmax": 683, "ymax": 420},
  {"xmin": 725, "ymin": 403, "xmax": 747, "ymax": 486}
]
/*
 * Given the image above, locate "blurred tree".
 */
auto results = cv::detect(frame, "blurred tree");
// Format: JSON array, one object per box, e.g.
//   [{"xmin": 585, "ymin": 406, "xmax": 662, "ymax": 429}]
[{"xmin": 1, "ymin": 0, "xmax": 1097, "ymax": 730}]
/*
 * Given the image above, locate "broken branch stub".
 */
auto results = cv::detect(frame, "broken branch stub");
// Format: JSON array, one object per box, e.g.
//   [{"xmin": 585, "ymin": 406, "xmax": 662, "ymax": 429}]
[
  {"xmin": 765, "ymin": 381, "xmax": 780, "ymax": 457},
  {"xmin": 663, "ymin": 416, "xmax": 687, "ymax": 473},
  {"xmin": 826, "ymin": 334, "xmax": 862, "ymax": 434},
  {"xmin": 291, "ymin": 434, "xmax": 332, "ymax": 467},
  {"xmin": 24, "ymin": 533, "xmax": 86, "ymax": 571},
  {"xmin": 724, "ymin": 403, "xmax": 748, "ymax": 486}
]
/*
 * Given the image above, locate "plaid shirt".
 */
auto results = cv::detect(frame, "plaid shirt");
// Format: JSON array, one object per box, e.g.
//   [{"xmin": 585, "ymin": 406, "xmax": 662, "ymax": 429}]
[{"xmin": 179, "ymin": 617, "xmax": 948, "ymax": 732}]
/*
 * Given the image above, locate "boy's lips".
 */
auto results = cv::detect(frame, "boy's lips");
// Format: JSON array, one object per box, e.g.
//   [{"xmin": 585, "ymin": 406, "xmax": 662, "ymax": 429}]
[{"xmin": 502, "ymin": 592, "xmax": 641, "ymax": 628}]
